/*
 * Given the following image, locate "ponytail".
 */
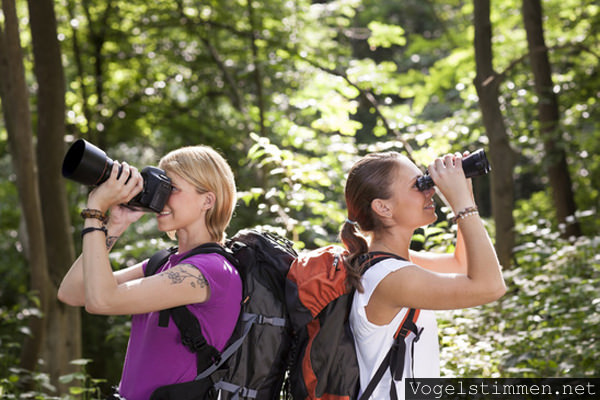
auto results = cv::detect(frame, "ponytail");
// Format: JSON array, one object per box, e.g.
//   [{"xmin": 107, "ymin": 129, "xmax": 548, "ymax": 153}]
[
  {"xmin": 341, "ymin": 220, "xmax": 369, "ymax": 292},
  {"xmin": 340, "ymin": 152, "xmax": 403, "ymax": 292}
]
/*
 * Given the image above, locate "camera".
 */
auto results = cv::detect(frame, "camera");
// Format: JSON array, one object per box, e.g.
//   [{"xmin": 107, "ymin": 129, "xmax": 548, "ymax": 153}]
[
  {"xmin": 62, "ymin": 139, "xmax": 172, "ymax": 213},
  {"xmin": 416, "ymin": 149, "xmax": 491, "ymax": 191}
]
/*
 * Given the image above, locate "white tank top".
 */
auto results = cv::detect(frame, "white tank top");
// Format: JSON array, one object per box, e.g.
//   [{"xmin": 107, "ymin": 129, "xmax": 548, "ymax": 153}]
[{"xmin": 349, "ymin": 258, "xmax": 440, "ymax": 400}]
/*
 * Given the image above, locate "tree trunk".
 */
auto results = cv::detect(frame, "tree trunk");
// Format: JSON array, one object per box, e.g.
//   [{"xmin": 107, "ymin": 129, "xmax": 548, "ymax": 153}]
[
  {"xmin": 473, "ymin": 0, "xmax": 516, "ymax": 268},
  {"xmin": 28, "ymin": 0, "xmax": 82, "ymax": 392},
  {"xmin": 522, "ymin": 0, "xmax": 580, "ymax": 237},
  {"xmin": 0, "ymin": 0, "xmax": 50, "ymax": 376},
  {"xmin": 246, "ymin": 0, "xmax": 266, "ymax": 136}
]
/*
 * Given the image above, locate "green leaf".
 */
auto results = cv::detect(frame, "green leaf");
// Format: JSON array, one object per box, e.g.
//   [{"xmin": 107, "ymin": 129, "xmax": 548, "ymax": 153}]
[{"xmin": 367, "ymin": 21, "xmax": 406, "ymax": 48}]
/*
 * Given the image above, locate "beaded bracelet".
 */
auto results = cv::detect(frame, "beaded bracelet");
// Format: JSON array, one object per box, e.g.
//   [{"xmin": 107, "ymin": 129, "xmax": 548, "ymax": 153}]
[
  {"xmin": 81, "ymin": 208, "xmax": 108, "ymax": 223},
  {"xmin": 81, "ymin": 226, "xmax": 108, "ymax": 238},
  {"xmin": 451, "ymin": 206, "xmax": 478, "ymax": 224}
]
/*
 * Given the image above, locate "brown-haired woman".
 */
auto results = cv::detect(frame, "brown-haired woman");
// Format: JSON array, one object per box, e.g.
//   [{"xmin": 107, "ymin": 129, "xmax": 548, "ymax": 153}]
[{"xmin": 342, "ymin": 151, "xmax": 506, "ymax": 399}]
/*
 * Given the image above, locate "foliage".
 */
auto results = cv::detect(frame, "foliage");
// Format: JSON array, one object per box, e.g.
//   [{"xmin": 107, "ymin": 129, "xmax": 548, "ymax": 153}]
[
  {"xmin": 1, "ymin": 0, "xmax": 599, "ymax": 396},
  {"xmin": 58, "ymin": 359, "xmax": 106, "ymax": 399},
  {"xmin": 1, "ymin": 357, "xmax": 106, "ymax": 399},
  {"xmin": 437, "ymin": 215, "xmax": 600, "ymax": 377},
  {"xmin": 0, "ymin": 154, "xmax": 28, "ymax": 306},
  {"xmin": 0, "ymin": 294, "xmax": 44, "ymax": 397}
]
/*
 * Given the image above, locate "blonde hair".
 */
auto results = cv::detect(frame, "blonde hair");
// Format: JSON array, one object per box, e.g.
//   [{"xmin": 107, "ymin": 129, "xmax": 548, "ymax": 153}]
[{"xmin": 159, "ymin": 146, "xmax": 236, "ymax": 243}]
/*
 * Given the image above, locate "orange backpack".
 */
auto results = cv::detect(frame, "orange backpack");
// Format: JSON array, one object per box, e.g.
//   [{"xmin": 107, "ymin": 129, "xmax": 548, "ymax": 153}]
[{"xmin": 285, "ymin": 245, "xmax": 420, "ymax": 400}]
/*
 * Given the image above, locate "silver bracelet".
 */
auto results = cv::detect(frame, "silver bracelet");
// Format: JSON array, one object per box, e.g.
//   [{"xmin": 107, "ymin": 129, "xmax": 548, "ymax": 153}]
[{"xmin": 451, "ymin": 206, "xmax": 478, "ymax": 223}]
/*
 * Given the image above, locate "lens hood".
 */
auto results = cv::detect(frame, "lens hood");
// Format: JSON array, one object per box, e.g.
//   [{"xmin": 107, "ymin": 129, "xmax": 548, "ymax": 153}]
[{"xmin": 62, "ymin": 139, "xmax": 114, "ymax": 186}]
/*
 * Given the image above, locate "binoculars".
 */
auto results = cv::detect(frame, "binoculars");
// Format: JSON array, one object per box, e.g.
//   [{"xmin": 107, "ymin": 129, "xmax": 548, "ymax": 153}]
[
  {"xmin": 416, "ymin": 149, "xmax": 491, "ymax": 191},
  {"xmin": 62, "ymin": 139, "xmax": 172, "ymax": 213}
]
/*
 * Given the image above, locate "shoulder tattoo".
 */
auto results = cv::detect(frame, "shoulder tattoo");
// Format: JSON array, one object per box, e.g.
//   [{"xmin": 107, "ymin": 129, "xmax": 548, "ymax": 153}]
[{"xmin": 166, "ymin": 264, "xmax": 209, "ymax": 290}]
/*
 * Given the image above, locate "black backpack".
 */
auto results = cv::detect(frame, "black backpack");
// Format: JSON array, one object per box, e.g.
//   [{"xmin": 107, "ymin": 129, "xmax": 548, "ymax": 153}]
[{"xmin": 144, "ymin": 229, "xmax": 297, "ymax": 400}]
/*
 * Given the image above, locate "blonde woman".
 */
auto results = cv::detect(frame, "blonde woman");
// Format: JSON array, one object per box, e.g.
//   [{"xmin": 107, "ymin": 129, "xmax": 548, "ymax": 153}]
[{"xmin": 58, "ymin": 145, "xmax": 241, "ymax": 400}]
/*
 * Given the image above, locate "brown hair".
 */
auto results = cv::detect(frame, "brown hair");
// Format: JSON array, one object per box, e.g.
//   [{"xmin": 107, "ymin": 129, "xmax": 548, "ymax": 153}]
[
  {"xmin": 340, "ymin": 152, "xmax": 402, "ymax": 292},
  {"xmin": 159, "ymin": 146, "xmax": 236, "ymax": 243}
]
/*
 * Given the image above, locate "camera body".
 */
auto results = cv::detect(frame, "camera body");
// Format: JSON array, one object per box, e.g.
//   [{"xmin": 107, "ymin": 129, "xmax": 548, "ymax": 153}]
[
  {"xmin": 129, "ymin": 166, "xmax": 172, "ymax": 212},
  {"xmin": 62, "ymin": 139, "xmax": 172, "ymax": 213},
  {"xmin": 416, "ymin": 149, "xmax": 491, "ymax": 191}
]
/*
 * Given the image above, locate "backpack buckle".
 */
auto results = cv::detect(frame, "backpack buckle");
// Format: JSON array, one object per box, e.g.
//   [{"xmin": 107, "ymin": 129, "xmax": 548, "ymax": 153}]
[
  {"xmin": 182, "ymin": 334, "xmax": 207, "ymax": 352},
  {"xmin": 238, "ymin": 387, "xmax": 256, "ymax": 398},
  {"xmin": 399, "ymin": 326, "xmax": 411, "ymax": 337}
]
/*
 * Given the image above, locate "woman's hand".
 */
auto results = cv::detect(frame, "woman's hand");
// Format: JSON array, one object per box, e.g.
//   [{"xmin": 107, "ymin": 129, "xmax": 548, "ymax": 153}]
[
  {"xmin": 427, "ymin": 152, "xmax": 475, "ymax": 213},
  {"xmin": 107, "ymin": 203, "xmax": 145, "ymax": 234},
  {"xmin": 87, "ymin": 162, "xmax": 144, "ymax": 213}
]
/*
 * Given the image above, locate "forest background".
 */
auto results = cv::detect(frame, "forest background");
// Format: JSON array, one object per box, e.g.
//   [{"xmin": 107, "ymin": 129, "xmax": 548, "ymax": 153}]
[{"xmin": 0, "ymin": 0, "xmax": 598, "ymax": 398}]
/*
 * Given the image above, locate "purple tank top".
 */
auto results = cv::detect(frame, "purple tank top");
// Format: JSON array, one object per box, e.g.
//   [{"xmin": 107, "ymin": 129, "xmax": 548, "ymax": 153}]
[{"xmin": 118, "ymin": 250, "xmax": 242, "ymax": 400}]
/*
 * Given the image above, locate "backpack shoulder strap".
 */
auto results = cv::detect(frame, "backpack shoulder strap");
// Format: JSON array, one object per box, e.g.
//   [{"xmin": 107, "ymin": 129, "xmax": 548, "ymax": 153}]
[
  {"xmin": 357, "ymin": 252, "xmax": 419, "ymax": 400},
  {"xmin": 360, "ymin": 251, "xmax": 409, "ymax": 275},
  {"xmin": 170, "ymin": 305, "xmax": 222, "ymax": 373},
  {"xmin": 358, "ymin": 308, "xmax": 420, "ymax": 400},
  {"xmin": 181, "ymin": 242, "xmax": 239, "ymax": 268},
  {"xmin": 145, "ymin": 242, "xmax": 239, "ymax": 277},
  {"xmin": 144, "ymin": 243, "xmax": 239, "ymax": 374},
  {"xmin": 145, "ymin": 246, "xmax": 178, "ymax": 277}
]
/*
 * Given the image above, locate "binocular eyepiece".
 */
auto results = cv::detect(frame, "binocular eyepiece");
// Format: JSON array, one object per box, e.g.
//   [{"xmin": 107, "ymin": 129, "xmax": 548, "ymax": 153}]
[
  {"xmin": 62, "ymin": 139, "xmax": 172, "ymax": 213},
  {"xmin": 416, "ymin": 149, "xmax": 491, "ymax": 191}
]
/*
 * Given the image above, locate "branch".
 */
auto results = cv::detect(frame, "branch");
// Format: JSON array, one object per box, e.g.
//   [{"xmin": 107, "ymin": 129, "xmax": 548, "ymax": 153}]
[
  {"xmin": 172, "ymin": 1, "xmax": 245, "ymax": 113},
  {"xmin": 302, "ymin": 57, "xmax": 417, "ymax": 164},
  {"xmin": 496, "ymin": 40, "xmax": 599, "ymax": 85}
]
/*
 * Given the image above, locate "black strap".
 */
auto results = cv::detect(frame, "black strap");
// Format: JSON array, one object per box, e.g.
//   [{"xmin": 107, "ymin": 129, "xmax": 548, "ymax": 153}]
[
  {"xmin": 390, "ymin": 311, "xmax": 421, "ymax": 380},
  {"xmin": 359, "ymin": 251, "xmax": 408, "ymax": 276},
  {"xmin": 171, "ymin": 305, "xmax": 222, "ymax": 372},
  {"xmin": 145, "ymin": 247, "xmax": 177, "ymax": 277},
  {"xmin": 359, "ymin": 343, "xmax": 394, "ymax": 400},
  {"xmin": 356, "ymin": 252, "xmax": 415, "ymax": 400},
  {"xmin": 144, "ymin": 243, "xmax": 240, "ymax": 374},
  {"xmin": 146, "ymin": 247, "xmax": 177, "ymax": 327},
  {"xmin": 146, "ymin": 243, "xmax": 233, "ymax": 328},
  {"xmin": 358, "ymin": 307, "xmax": 420, "ymax": 400}
]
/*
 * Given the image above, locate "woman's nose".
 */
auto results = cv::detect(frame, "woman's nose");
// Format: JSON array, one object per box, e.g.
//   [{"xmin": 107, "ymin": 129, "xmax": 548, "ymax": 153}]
[{"xmin": 423, "ymin": 187, "xmax": 435, "ymax": 198}]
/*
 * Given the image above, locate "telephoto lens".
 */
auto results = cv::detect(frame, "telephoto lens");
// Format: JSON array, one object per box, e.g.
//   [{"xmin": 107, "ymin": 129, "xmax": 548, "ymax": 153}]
[
  {"xmin": 62, "ymin": 139, "xmax": 115, "ymax": 186},
  {"xmin": 416, "ymin": 149, "xmax": 491, "ymax": 191},
  {"xmin": 61, "ymin": 139, "xmax": 172, "ymax": 213}
]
